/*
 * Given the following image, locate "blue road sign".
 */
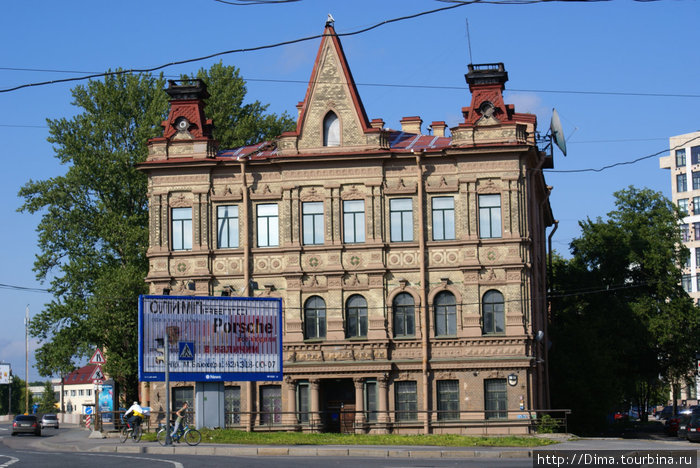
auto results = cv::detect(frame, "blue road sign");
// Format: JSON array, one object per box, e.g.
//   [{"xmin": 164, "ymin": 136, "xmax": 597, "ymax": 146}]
[{"xmin": 178, "ymin": 341, "xmax": 195, "ymax": 361}]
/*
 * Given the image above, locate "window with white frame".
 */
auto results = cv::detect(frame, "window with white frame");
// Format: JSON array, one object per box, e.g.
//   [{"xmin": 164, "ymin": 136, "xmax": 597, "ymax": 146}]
[
  {"xmin": 343, "ymin": 200, "xmax": 365, "ymax": 243},
  {"xmin": 478, "ymin": 194, "xmax": 502, "ymax": 238},
  {"xmin": 217, "ymin": 205, "xmax": 239, "ymax": 249},
  {"xmin": 677, "ymin": 149, "xmax": 687, "ymax": 167},
  {"xmin": 390, "ymin": 198, "xmax": 413, "ymax": 242},
  {"xmin": 432, "ymin": 196, "xmax": 455, "ymax": 241},
  {"xmin": 678, "ymin": 198, "xmax": 689, "ymax": 216},
  {"xmin": 678, "ymin": 174, "xmax": 688, "ymax": 193},
  {"xmin": 172, "ymin": 207, "xmax": 192, "ymax": 250},
  {"xmin": 257, "ymin": 204, "xmax": 279, "ymax": 247},
  {"xmin": 302, "ymin": 202, "xmax": 324, "ymax": 245}
]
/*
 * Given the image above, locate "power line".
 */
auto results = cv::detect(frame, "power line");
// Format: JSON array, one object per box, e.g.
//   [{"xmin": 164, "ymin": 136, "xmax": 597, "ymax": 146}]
[
  {"xmin": 0, "ymin": 282, "xmax": 50, "ymax": 293},
  {"xmin": 0, "ymin": 2, "xmax": 472, "ymax": 94}
]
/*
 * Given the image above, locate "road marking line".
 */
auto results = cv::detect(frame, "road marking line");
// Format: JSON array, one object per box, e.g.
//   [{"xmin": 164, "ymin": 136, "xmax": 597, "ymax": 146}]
[{"xmin": 0, "ymin": 455, "xmax": 19, "ymax": 467}]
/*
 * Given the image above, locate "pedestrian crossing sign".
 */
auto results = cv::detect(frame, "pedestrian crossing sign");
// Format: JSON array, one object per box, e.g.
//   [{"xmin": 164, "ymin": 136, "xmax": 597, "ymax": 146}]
[{"xmin": 178, "ymin": 341, "xmax": 195, "ymax": 361}]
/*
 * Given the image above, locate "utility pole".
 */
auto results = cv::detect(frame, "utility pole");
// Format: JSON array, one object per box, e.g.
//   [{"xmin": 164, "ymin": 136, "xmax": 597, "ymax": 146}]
[{"xmin": 25, "ymin": 305, "xmax": 29, "ymax": 414}]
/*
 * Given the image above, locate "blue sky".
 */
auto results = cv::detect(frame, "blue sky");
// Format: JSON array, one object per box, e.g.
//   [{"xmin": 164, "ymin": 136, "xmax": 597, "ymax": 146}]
[{"xmin": 1, "ymin": 0, "xmax": 698, "ymax": 382}]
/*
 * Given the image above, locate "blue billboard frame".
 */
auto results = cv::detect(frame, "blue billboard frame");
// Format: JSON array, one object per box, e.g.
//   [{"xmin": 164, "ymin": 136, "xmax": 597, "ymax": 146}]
[{"xmin": 138, "ymin": 295, "xmax": 283, "ymax": 382}]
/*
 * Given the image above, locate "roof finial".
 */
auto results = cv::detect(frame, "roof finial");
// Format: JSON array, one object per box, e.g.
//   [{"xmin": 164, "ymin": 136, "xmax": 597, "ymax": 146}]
[{"xmin": 326, "ymin": 13, "xmax": 335, "ymax": 27}]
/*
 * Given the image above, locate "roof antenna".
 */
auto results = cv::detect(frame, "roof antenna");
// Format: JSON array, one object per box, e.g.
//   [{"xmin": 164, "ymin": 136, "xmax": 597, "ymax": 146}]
[{"xmin": 465, "ymin": 18, "xmax": 474, "ymax": 65}]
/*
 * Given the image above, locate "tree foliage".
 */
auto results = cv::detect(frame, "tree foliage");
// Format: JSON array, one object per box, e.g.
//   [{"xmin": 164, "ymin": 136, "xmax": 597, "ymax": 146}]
[
  {"xmin": 19, "ymin": 64, "xmax": 294, "ymax": 401},
  {"xmin": 550, "ymin": 186, "xmax": 700, "ymax": 433},
  {"xmin": 38, "ymin": 381, "xmax": 58, "ymax": 413}
]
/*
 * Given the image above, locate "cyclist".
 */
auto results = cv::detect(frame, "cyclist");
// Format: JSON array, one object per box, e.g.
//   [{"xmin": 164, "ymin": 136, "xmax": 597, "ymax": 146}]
[
  {"xmin": 170, "ymin": 401, "xmax": 189, "ymax": 438},
  {"xmin": 124, "ymin": 401, "xmax": 145, "ymax": 433}
]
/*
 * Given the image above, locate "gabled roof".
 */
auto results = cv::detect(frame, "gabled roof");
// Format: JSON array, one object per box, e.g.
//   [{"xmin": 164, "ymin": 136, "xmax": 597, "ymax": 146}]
[{"xmin": 63, "ymin": 364, "xmax": 99, "ymax": 386}]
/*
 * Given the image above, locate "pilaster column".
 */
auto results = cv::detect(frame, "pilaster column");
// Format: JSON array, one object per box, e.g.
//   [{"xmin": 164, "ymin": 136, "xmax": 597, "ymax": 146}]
[
  {"xmin": 353, "ymin": 377, "xmax": 365, "ymax": 432},
  {"xmin": 377, "ymin": 374, "xmax": 389, "ymax": 434},
  {"xmin": 310, "ymin": 379, "xmax": 321, "ymax": 432},
  {"xmin": 283, "ymin": 376, "xmax": 297, "ymax": 427}
]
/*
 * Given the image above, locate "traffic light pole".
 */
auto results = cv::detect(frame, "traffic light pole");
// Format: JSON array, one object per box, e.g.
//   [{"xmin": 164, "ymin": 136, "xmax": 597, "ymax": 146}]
[{"xmin": 164, "ymin": 333, "xmax": 172, "ymax": 445}]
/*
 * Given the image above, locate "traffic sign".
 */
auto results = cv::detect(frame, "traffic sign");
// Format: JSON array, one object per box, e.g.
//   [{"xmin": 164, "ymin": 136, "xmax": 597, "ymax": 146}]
[
  {"xmin": 90, "ymin": 366, "xmax": 105, "ymax": 382},
  {"xmin": 89, "ymin": 348, "xmax": 105, "ymax": 365},
  {"xmin": 178, "ymin": 341, "xmax": 195, "ymax": 361}
]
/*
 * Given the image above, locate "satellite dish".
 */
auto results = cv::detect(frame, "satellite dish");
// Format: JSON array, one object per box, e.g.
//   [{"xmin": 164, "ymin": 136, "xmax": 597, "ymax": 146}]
[{"xmin": 550, "ymin": 108, "xmax": 567, "ymax": 157}]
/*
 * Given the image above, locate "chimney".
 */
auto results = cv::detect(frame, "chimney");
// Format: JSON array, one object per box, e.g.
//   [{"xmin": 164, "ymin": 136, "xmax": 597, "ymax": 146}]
[
  {"xmin": 430, "ymin": 121, "xmax": 447, "ymax": 137},
  {"xmin": 370, "ymin": 118, "xmax": 385, "ymax": 129},
  {"xmin": 400, "ymin": 116, "xmax": 422, "ymax": 135}
]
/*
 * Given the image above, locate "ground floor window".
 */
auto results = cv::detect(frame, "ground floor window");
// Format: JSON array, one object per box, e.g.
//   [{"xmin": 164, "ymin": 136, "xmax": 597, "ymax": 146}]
[
  {"xmin": 436, "ymin": 380, "xmax": 460, "ymax": 420},
  {"xmin": 260, "ymin": 385, "xmax": 281, "ymax": 425},
  {"xmin": 365, "ymin": 380, "xmax": 377, "ymax": 422},
  {"xmin": 395, "ymin": 381, "xmax": 417, "ymax": 421},
  {"xmin": 484, "ymin": 379, "xmax": 507, "ymax": 419},
  {"xmin": 297, "ymin": 381, "xmax": 309, "ymax": 423},
  {"xmin": 172, "ymin": 386, "xmax": 194, "ymax": 412},
  {"xmin": 225, "ymin": 386, "xmax": 240, "ymax": 426}
]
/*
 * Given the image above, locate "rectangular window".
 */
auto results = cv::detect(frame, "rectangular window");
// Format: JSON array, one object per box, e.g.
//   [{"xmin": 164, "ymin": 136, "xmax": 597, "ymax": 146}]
[
  {"xmin": 682, "ymin": 274, "xmax": 692, "ymax": 293},
  {"xmin": 437, "ymin": 380, "xmax": 460, "ymax": 421},
  {"xmin": 695, "ymin": 222, "xmax": 700, "ymax": 241},
  {"xmin": 302, "ymin": 202, "xmax": 324, "ymax": 245},
  {"xmin": 677, "ymin": 149, "xmax": 687, "ymax": 167},
  {"xmin": 257, "ymin": 204, "xmax": 279, "ymax": 247},
  {"xmin": 696, "ymin": 271, "xmax": 700, "ymax": 293},
  {"xmin": 678, "ymin": 174, "xmax": 688, "ymax": 193},
  {"xmin": 696, "ymin": 248, "xmax": 700, "ymax": 269},
  {"xmin": 172, "ymin": 386, "xmax": 194, "ymax": 412},
  {"xmin": 217, "ymin": 205, "xmax": 239, "ymax": 249},
  {"xmin": 390, "ymin": 198, "xmax": 413, "ymax": 242},
  {"xmin": 479, "ymin": 194, "xmax": 502, "ymax": 238},
  {"xmin": 297, "ymin": 381, "xmax": 309, "ymax": 423},
  {"xmin": 365, "ymin": 380, "xmax": 377, "ymax": 422},
  {"xmin": 679, "ymin": 199, "xmax": 689, "ymax": 216},
  {"xmin": 86, "ymin": 389, "xmax": 91, "ymax": 396},
  {"xmin": 432, "ymin": 196, "xmax": 455, "ymax": 241},
  {"xmin": 343, "ymin": 200, "xmax": 365, "ymax": 243},
  {"xmin": 693, "ymin": 197, "xmax": 700, "ymax": 215},
  {"xmin": 693, "ymin": 171, "xmax": 700, "ymax": 191},
  {"xmin": 225, "ymin": 386, "xmax": 241, "ymax": 426},
  {"xmin": 78, "ymin": 389, "xmax": 84, "ymax": 396},
  {"xmin": 692, "ymin": 146, "xmax": 700, "ymax": 165},
  {"xmin": 71, "ymin": 390, "xmax": 76, "ymax": 396},
  {"xmin": 260, "ymin": 385, "xmax": 281, "ymax": 425},
  {"xmin": 172, "ymin": 207, "xmax": 192, "ymax": 250},
  {"xmin": 395, "ymin": 381, "xmax": 417, "ymax": 421},
  {"xmin": 681, "ymin": 224, "xmax": 690, "ymax": 242},
  {"xmin": 484, "ymin": 379, "xmax": 507, "ymax": 419}
]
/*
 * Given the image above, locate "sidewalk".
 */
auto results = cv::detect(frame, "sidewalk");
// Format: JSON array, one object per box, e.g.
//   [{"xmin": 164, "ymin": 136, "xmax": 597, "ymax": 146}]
[{"xmin": 34, "ymin": 425, "xmax": 544, "ymax": 460}]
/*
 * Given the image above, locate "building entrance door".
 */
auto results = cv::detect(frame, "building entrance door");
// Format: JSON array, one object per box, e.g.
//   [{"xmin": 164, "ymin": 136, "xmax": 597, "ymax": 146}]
[{"xmin": 320, "ymin": 379, "xmax": 354, "ymax": 433}]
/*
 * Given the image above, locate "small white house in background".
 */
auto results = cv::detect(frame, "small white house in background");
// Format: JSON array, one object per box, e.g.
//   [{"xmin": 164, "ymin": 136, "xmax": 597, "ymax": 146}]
[
  {"xmin": 28, "ymin": 379, "xmax": 61, "ymax": 408},
  {"xmin": 58, "ymin": 364, "xmax": 101, "ymax": 414}
]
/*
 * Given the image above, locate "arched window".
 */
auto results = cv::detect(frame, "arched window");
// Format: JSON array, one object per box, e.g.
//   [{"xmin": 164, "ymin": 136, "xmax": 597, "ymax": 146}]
[
  {"xmin": 434, "ymin": 291, "xmax": 456, "ymax": 337},
  {"xmin": 323, "ymin": 112, "xmax": 340, "ymax": 147},
  {"xmin": 346, "ymin": 294, "xmax": 367, "ymax": 338},
  {"xmin": 393, "ymin": 292, "xmax": 415, "ymax": 337},
  {"xmin": 482, "ymin": 290, "xmax": 505, "ymax": 335},
  {"xmin": 304, "ymin": 296, "xmax": 326, "ymax": 339}
]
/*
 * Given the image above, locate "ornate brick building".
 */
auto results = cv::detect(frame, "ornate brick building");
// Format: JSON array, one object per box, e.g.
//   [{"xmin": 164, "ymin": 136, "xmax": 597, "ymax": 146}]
[{"xmin": 139, "ymin": 24, "xmax": 555, "ymax": 434}]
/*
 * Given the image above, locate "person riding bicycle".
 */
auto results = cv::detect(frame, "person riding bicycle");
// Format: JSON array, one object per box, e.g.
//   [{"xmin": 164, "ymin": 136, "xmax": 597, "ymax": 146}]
[
  {"xmin": 170, "ymin": 401, "xmax": 189, "ymax": 438},
  {"xmin": 124, "ymin": 401, "xmax": 145, "ymax": 432}
]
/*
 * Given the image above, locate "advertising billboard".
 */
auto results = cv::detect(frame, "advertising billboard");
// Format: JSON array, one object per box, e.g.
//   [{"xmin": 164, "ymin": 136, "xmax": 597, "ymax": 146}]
[
  {"xmin": 0, "ymin": 363, "xmax": 10, "ymax": 384},
  {"xmin": 139, "ymin": 295, "xmax": 282, "ymax": 382}
]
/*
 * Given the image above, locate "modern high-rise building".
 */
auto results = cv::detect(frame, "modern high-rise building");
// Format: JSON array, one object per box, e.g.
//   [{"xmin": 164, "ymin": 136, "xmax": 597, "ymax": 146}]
[{"xmin": 138, "ymin": 24, "xmax": 556, "ymax": 434}]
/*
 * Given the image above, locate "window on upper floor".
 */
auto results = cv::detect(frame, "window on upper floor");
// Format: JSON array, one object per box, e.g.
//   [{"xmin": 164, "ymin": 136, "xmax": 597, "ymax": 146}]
[
  {"xmin": 693, "ymin": 171, "xmax": 700, "ymax": 191},
  {"xmin": 304, "ymin": 296, "xmax": 326, "ymax": 340},
  {"xmin": 302, "ymin": 202, "xmax": 324, "ymax": 245},
  {"xmin": 432, "ymin": 196, "xmax": 455, "ymax": 241},
  {"xmin": 392, "ymin": 292, "xmax": 415, "ymax": 338},
  {"xmin": 257, "ymin": 204, "xmax": 279, "ymax": 247},
  {"xmin": 678, "ymin": 198, "xmax": 689, "ymax": 216},
  {"xmin": 482, "ymin": 290, "xmax": 505, "ymax": 335},
  {"xmin": 677, "ymin": 149, "xmax": 687, "ymax": 167},
  {"xmin": 390, "ymin": 198, "xmax": 413, "ymax": 242},
  {"xmin": 217, "ymin": 205, "xmax": 239, "ymax": 249},
  {"xmin": 682, "ymin": 274, "xmax": 692, "ymax": 293},
  {"xmin": 479, "ymin": 194, "xmax": 502, "ymax": 239},
  {"xmin": 681, "ymin": 223, "xmax": 690, "ymax": 242},
  {"xmin": 346, "ymin": 294, "xmax": 368, "ymax": 338},
  {"xmin": 343, "ymin": 200, "xmax": 365, "ymax": 243},
  {"xmin": 678, "ymin": 174, "xmax": 688, "ymax": 193},
  {"xmin": 323, "ymin": 112, "xmax": 340, "ymax": 147},
  {"xmin": 692, "ymin": 146, "xmax": 700, "ymax": 165},
  {"xmin": 171, "ymin": 207, "xmax": 192, "ymax": 251},
  {"xmin": 434, "ymin": 291, "xmax": 457, "ymax": 337},
  {"xmin": 693, "ymin": 197, "xmax": 700, "ymax": 215}
]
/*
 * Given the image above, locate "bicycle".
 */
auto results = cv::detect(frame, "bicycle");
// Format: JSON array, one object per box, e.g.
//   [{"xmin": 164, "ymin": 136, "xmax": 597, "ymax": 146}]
[
  {"xmin": 156, "ymin": 418, "xmax": 201, "ymax": 446},
  {"xmin": 119, "ymin": 420, "xmax": 142, "ymax": 443}
]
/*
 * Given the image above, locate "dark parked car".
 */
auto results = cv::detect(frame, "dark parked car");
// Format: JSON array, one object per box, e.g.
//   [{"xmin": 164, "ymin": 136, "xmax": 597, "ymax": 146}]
[
  {"xmin": 12, "ymin": 414, "xmax": 41, "ymax": 436},
  {"xmin": 40, "ymin": 414, "xmax": 59, "ymax": 429},
  {"xmin": 677, "ymin": 414, "xmax": 691, "ymax": 439},
  {"xmin": 682, "ymin": 409, "xmax": 700, "ymax": 442}
]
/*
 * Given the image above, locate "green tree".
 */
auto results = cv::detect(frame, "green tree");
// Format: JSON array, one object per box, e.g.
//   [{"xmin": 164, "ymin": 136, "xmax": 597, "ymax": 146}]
[
  {"xmin": 38, "ymin": 381, "xmax": 58, "ymax": 413},
  {"xmin": 19, "ymin": 65, "xmax": 294, "ymax": 402},
  {"xmin": 550, "ymin": 187, "xmax": 700, "ymax": 433},
  {"xmin": 0, "ymin": 377, "xmax": 31, "ymax": 415}
]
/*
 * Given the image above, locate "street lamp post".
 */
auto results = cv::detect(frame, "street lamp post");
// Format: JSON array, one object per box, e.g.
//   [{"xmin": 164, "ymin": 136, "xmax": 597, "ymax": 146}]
[{"xmin": 25, "ymin": 305, "xmax": 29, "ymax": 415}]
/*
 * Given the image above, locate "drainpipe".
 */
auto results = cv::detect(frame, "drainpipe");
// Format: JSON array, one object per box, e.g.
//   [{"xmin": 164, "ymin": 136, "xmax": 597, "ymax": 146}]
[
  {"xmin": 240, "ymin": 156, "xmax": 251, "ymax": 297},
  {"xmin": 545, "ymin": 219, "xmax": 558, "ymax": 409},
  {"xmin": 415, "ymin": 150, "xmax": 430, "ymax": 434}
]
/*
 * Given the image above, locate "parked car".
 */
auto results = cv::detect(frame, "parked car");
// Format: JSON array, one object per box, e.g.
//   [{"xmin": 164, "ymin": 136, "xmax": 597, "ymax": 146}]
[
  {"xmin": 665, "ymin": 414, "xmax": 681, "ymax": 435},
  {"xmin": 657, "ymin": 406, "xmax": 674, "ymax": 420},
  {"xmin": 40, "ymin": 414, "xmax": 59, "ymax": 429},
  {"xmin": 677, "ymin": 414, "xmax": 692, "ymax": 439},
  {"xmin": 12, "ymin": 414, "xmax": 41, "ymax": 436},
  {"xmin": 685, "ymin": 410, "xmax": 700, "ymax": 442}
]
